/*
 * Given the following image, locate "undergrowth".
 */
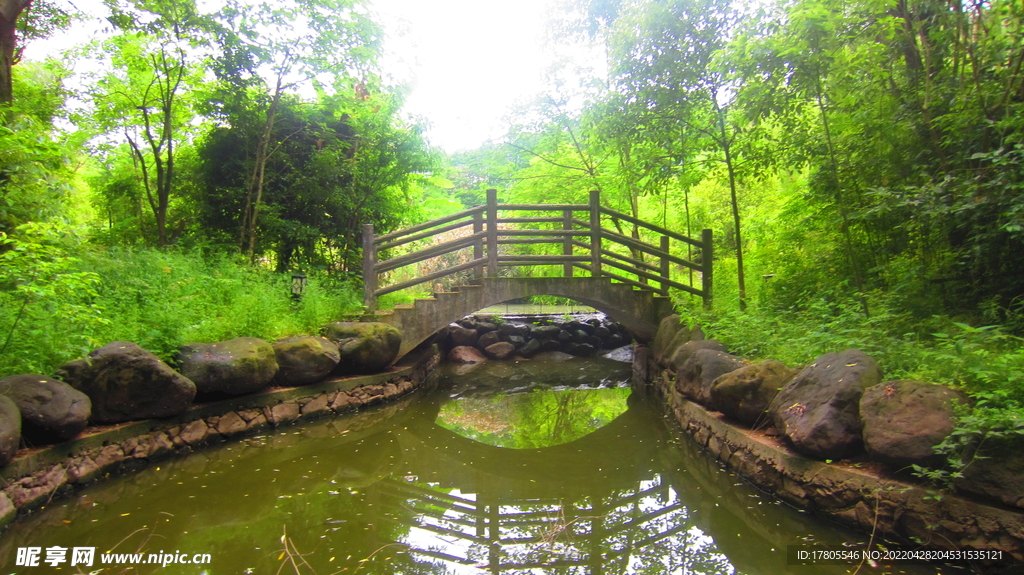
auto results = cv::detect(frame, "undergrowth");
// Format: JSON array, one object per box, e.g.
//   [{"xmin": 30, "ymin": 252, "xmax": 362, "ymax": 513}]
[
  {"xmin": 0, "ymin": 224, "xmax": 363, "ymax": 376},
  {"xmin": 676, "ymin": 288, "xmax": 1024, "ymax": 489}
]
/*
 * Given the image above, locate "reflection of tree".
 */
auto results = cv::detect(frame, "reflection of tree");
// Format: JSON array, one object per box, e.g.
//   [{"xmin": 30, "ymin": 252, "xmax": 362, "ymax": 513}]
[{"xmin": 436, "ymin": 388, "xmax": 631, "ymax": 449}]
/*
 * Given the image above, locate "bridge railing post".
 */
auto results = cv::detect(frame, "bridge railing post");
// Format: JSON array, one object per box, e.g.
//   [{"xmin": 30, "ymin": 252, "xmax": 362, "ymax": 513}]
[
  {"xmin": 562, "ymin": 209, "xmax": 573, "ymax": 278},
  {"xmin": 362, "ymin": 223, "xmax": 377, "ymax": 312},
  {"xmin": 702, "ymin": 228, "xmax": 713, "ymax": 308},
  {"xmin": 660, "ymin": 235, "xmax": 670, "ymax": 296},
  {"xmin": 589, "ymin": 189, "xmax": 601, "ymax": 277},
  {"xmin": 486, "ymin": 188, "xmax": 499, "ymax": 277},
  {"xmin": 473, "ymin": 210, "xmax": 484, "ymax": 281}
]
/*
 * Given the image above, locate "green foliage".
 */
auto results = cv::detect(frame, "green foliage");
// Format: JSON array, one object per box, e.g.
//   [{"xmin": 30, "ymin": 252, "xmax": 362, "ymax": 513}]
[
  {"xmin": 0, "ymin": 223, "xmax": 109, "ymax": 374},
  {"xmin": 0, "ymin": 240, "xmax": 362, "ymax": 376}
]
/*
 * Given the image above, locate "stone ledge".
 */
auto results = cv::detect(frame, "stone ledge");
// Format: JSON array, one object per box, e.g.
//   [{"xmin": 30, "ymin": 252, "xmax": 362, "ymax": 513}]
[
  {"xmin": 0, "ymin": 345, "xmax": 440, "ymax": 529},
  {"xmin": 638, "ymin": 344, "xmax": 1024, "ymax": 562}
]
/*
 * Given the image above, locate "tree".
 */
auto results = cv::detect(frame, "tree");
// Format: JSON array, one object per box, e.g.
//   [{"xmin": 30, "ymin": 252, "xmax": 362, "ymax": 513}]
[
  {"xmin": 0, "ymin": 0, "xmax": 69, "ymax": 106},
  {"xmin": 0, "ymin": 0, "xmax": 31, "ymax": 105},
  {"xmin": 199, "ymin": 90, "xmax": 434, "ymax": 273},
  {"xmin": 89, "ymin": 0, "xmax": 210, "ymax": 247},
  {"xmin": 206, "ymin": 0, "xmax": 384, "ymax": 260}
]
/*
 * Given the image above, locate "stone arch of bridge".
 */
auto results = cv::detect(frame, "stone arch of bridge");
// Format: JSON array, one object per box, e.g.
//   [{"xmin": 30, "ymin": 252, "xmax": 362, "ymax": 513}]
[{"xmin": 377, "ymin": 277, "xmax": 673, "ymax": 359}]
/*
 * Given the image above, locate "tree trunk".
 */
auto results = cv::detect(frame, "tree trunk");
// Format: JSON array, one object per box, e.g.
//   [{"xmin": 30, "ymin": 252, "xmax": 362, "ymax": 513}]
[{"xmin": 0, "ymin": 0, "xmax": 31, "ymax": 106}]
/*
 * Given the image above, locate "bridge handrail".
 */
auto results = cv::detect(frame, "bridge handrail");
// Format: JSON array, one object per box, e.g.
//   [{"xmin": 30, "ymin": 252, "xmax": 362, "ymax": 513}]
[{"xmin": 361, "ymin": 189, "xmax": 713, "ymax": 310}]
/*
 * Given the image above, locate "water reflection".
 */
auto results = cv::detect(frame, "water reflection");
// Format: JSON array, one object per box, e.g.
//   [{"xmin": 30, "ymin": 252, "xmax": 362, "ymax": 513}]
[{"xmin": 0, "ymin": 355, "xmax": 963, "ymax": 574}]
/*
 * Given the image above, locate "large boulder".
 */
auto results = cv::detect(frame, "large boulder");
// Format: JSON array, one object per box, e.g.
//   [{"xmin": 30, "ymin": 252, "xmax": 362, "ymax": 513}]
[
  {"xmin": 177, "ymin": 337, "xmax": 278, "ymax": 396},
  {"xmin": 860, "ymin": 380, "xmax": 966, "ymax": 469},
  {"xmin": 57, "ymin": 341, "xmax": 196, "ymax": 424},
  {"xmin": 0, "ymin": 396, "xmax": 20, "ymax": 466},
  {"xmin": 710, "ymin": 360, "xmax": 795, "ymax": 425},
  {"xmin": 273, "ymin": 336, "xmax": 341, "ymax": 386},
  {"xmin": 769, "ymin": 349, "xmax": 881, "ymax": 460},
  {"xmin": 324, "ymin": 322, "xmax": 402, "ymax": 374},
  {"xmin": 0, "ymin": 375, "xmax": 91, "ymax": 441},
  {"xmin": 675, "ymin": 349, "xmax": 746, "ymax": 406},
  {"xmin": 668, "ymin": 339, "xmax": 727, "ymax": 373}
]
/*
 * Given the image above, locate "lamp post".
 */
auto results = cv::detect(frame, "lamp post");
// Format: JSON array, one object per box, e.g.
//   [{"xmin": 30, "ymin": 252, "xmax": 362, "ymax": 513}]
[{"xmin": 291, "ymin": 273, "xmax": 307, "ymax": 301}]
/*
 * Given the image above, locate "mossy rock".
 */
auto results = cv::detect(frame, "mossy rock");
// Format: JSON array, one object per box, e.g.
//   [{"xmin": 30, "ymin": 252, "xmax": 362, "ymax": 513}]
[
  {"xmin": 323, "ymin": 322, "xmax": 402, "ymax": 374},
  {"xmin": 273, "ymin": 336, "xmax": 341, "ymax": 386},
  {"xmin": 177, "ymin": 337, "xmax": 279, "ymax": 397}
]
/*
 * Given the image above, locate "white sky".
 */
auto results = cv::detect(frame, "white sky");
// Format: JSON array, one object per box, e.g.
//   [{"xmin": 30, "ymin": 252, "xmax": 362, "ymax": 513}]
[
  {"xmin": 369, "ymin": 0, "xmax": 566, "ymax": 153},
  {"xmin": 28, "ymin": 0, "xmax": 599, "ymax": 155}
]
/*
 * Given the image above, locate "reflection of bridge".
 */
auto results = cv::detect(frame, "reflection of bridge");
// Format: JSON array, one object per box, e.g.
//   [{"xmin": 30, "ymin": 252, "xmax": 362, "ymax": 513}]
[
  {"xmin": 362, "ymin": 190, "xmax": 713, "ymax": 357},
  {"xmin": 375, "ymin": 392, "xmax": 733, "ymax": 574}
]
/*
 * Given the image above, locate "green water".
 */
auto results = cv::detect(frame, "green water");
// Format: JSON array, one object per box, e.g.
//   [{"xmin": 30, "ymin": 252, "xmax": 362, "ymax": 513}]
[{"xmin": 0, "ymin": 355, "xmax": 965, "ymax": 574}]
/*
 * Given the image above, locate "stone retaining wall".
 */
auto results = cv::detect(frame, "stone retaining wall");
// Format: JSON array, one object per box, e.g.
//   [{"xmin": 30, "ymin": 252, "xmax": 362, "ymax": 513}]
[
  {"xmin": 0, "ymin": 345, "xmax": 441, "ymax": 529},
  {"xmin": 635, "ymin": 343, "xmax": 1024, "ymax": 562}
]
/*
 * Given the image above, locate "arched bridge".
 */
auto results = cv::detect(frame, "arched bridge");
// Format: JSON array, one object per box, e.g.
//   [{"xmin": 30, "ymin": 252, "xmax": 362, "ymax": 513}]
[{"xmin": 362, "ymin": 189, "xmax": 713, "ymax": 358}]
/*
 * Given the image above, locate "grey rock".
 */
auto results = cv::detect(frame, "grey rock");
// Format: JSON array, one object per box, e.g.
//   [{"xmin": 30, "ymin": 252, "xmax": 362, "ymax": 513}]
[
  {"xmin": 668, "ymin": 339, "xmax": 727, "ymax": 373},
  {"xmin": 0, "ymin": 375, "xmax": 90, "ymax": 441},
  {"xmin": 676, "ymin": 349, "xmax": 746, "ymax": 406},
  {"xmin": 477, "ymin": 330, "xmax": 502, "ymax": 349},
  {"xmin": 324, "ymin": 322, "xmax": 402, "ymax": 373},
  {"xmin": 0, "ymin": 396, "xmax": 20, "ymax": 466},
  {"xmin": 518, "ymin": 338, "xmax": 542, "ymax": 358},
  {"xmin": 449, "ymin": 326, "xmax": 479, "ymax": 347},
  {"xmin": 769, "ymin": 349, "xmax": 882, "ymax": 460},
  {"xmin": 58, "ymin": 341, "xmax": 196, "ymax": 424}
]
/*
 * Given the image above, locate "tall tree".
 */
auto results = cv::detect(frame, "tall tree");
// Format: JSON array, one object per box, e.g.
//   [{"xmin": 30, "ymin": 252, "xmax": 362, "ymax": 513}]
[
  {"xmin": 207, "ymin": 0, "xmax": 383, "ymax": 260},
  {"xmin": 0, "ymin": 0, "xmax": 69, "ymax": 106},
  {"xmin": 0, "ymin": 0, "xmax": 31, "ymax": 105},
  {"xmin": 91, "ymin": 0, "xmax": 210, "ymax": 246}
]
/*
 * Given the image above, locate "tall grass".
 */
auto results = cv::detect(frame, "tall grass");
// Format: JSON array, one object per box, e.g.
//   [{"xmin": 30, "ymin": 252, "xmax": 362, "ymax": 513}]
[{"xmin": 0, "ymin": 229, "xmax": 362, "ymax": 376}]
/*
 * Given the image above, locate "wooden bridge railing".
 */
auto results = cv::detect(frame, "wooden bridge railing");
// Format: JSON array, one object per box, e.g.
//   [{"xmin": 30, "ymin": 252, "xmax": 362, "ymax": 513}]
[{"xmin": 362, "ymin": 189, "xmax": 712, "ymax": 311}]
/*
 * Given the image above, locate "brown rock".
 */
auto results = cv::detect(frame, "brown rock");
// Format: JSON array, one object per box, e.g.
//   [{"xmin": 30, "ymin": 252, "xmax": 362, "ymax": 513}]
[
  {"xmin": 268, "ymin": 401, "xmax": 300, "ymax": 426},
  {"xmin": 216, "ymin": 412, "xmax": 248, "ymax": 436},
  {"xmin": 860, "ymin": 380, "xmax": 966, "ymax": 468},
  {"xmin": 448, "ymin": 346, "xmax": 487, "ymax": 364},
  {"xmin": 179, "ymin": 419, "xmax": 211, "ymax": 445},
  {"xmin": 300, "ymin": 395, "xmax": 331, "ymax": 417},
  {"xmin": 484, "ymin": 342, "xmax": 515, "ymax": 360}
]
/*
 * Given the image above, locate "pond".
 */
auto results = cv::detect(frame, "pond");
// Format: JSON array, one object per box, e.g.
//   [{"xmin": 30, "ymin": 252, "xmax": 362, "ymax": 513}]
[{"xmin": 0, "ymin": 353, "xmax": 965, "ymax": 574}]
